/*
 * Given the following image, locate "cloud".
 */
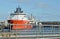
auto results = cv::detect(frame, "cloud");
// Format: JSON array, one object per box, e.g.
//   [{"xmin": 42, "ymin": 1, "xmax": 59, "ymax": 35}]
[{"xmin": 37, "ymin": 2, "xmax": 48, "ymax": 8}]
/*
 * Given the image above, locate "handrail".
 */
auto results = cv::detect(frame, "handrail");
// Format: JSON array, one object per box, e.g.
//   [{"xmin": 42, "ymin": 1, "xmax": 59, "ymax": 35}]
[
  {"xmin": 39, "ymin": 25, "xmax": 60, "ymax": 26},
  {"xmin": 9, "ymin": 24, "xmax": 33, "ymax": 26},
  {"xmin": 9, "ymin": 24, "xmax": 60, "ymax": 26}
]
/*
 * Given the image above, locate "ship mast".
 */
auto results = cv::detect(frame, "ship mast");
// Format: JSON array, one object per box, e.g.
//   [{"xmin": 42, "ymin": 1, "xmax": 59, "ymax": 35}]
[{"xmin": 14, "ymin": 6, "xmax": 23, "ymax": 13}]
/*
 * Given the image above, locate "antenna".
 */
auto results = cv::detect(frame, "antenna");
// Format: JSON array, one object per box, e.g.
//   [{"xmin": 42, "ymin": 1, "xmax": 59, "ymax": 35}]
[
  {"xmin": 17, "ymin": 0, "xmax": 20, "ymax": 7},
  {"xmin": 30, "ymin": 14, "xmax": 33, "ymax": 20}
]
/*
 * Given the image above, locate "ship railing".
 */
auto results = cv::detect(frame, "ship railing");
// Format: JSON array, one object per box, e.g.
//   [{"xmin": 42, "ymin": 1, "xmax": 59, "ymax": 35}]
[
  {"xmin": 9, "ymin": 24, "xmax": 60, "ymax": 26},
  {"xmin": 8, "ymin": 24, "xmax": 60, "ymax": 34},
  {"xmin": 0, "ymin": 25, "xmax": 60, "ymax": 38},
  {"xmin": 39, "ymin": 24, "xmax": 60, "ymax": 26},
  {"xmin": 9, "ymin": 24, "xmax": 33, "ymax": 26},
  {"xmin": 1, "ymin": 24, "xmax": 60, "ymax": 35}
]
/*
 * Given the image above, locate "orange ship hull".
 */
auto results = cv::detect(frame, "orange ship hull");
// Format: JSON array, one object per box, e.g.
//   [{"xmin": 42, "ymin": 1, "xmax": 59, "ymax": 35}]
[{"xmin": 8, "ymin": 20, "xmax": 32, "ymax": 30}]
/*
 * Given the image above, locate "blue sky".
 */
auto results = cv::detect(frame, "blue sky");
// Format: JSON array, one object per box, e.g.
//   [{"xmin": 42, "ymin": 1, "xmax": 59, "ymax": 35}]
[{"xmin": 0, "ymin": 0, "xmax": 60, "ymax": 21}]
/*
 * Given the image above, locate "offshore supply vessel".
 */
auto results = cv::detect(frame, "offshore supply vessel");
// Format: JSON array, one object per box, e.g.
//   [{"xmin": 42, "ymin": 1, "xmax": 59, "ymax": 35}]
[
  {"xmin": 8, "ymin": 7, "xmax": 33, "ymax": 30},
  {"xmin": 3, "ymin": 7, "xmax": 40, "ymax": 31}
]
